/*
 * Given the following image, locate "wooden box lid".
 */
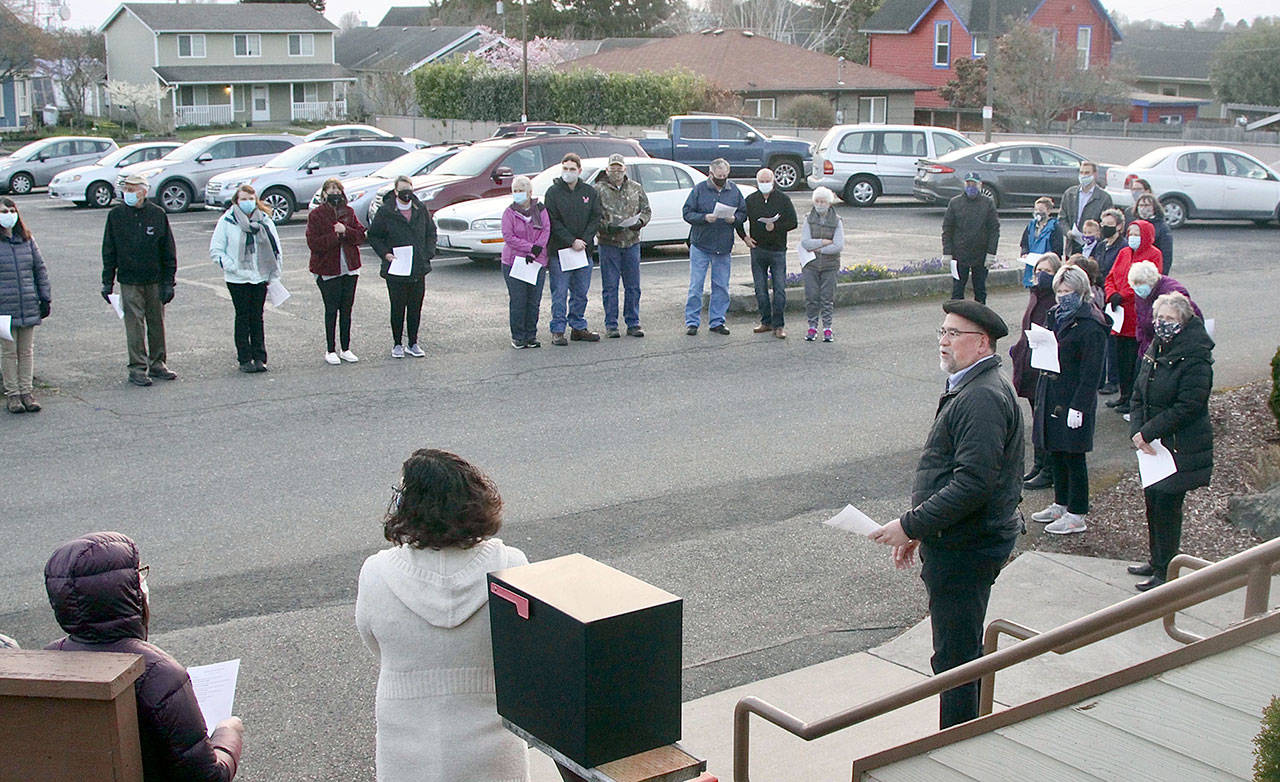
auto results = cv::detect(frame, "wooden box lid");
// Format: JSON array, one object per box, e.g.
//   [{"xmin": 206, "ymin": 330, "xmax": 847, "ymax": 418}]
[
  {"xmin": 491, "ymin": 553, "xmax": 680, "ymax": 624},
  {"xmin": 0, "ymin": 651, "xmax": 145, "ymax": 700}
]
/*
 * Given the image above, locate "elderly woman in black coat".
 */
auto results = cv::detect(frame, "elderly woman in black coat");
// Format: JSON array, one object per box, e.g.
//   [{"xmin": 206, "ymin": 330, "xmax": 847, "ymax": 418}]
[
  {"xmin": 1009, "ymin": 252, "xmax": 1061, "ymax": 489},
  {"xmin": 1029, "ymin": 265, "xmax": 1107, "ymax": 536},
  {"xmin": 1129, "ymin": 291, "xmax": 1214, "ymax": 591}
]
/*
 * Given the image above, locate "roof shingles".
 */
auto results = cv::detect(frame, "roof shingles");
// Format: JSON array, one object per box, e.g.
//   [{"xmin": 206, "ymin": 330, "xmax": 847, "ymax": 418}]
[{"xmin": 113, "ymin": 2, "xmax": 336, "ymax": 33}]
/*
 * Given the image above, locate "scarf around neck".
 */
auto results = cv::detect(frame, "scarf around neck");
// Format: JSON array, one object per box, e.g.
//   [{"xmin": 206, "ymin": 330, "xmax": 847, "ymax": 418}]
[{"xmin": 231, "ymin": 206, "xmax": 280, "ymax": 278}]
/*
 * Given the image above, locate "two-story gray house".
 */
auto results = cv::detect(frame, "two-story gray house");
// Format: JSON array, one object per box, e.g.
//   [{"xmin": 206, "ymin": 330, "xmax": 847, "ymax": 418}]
[{"xmin": 98, "ymin": 3, "xmax": 356, "ymax": 127}]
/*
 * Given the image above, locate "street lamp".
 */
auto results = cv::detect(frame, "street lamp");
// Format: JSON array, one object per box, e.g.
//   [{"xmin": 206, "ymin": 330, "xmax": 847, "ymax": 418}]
[{"xmin": 521, "ymin": 0, "xmax": 529, "ymax": 122}]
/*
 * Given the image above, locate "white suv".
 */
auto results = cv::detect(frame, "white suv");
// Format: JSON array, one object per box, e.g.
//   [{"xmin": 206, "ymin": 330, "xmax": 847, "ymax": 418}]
[{"xmin": 809, "ymin": 124, "xmax": 973, "ymax": 206}]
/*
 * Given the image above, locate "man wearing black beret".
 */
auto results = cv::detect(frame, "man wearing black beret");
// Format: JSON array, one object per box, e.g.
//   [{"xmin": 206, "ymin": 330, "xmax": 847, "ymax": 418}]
[{"xmin": 870, "ymin": 299, "xmax": 1024, "ymax": 728}]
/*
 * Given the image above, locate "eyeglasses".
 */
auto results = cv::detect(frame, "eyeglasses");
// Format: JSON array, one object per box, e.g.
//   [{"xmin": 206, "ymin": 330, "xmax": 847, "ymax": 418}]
[{"xmin": 937, "ymin": 327, "xmax": 985, "ymax": 340}]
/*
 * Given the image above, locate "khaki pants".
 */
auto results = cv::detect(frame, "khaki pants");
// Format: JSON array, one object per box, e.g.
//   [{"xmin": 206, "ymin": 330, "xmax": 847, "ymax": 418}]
[
  {"xmin": 1, "ymin": 325, "xmax": 35, "ymax": 396},
  {"xmin": 121, "ymin": 283, "xmax": 167, "ymax": 373}
]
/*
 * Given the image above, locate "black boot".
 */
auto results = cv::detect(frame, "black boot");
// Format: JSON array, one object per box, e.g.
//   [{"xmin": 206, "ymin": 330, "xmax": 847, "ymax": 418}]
[{"xmin": 1024, "ymin": 469, "xmax": 1053, "ymax": 490}]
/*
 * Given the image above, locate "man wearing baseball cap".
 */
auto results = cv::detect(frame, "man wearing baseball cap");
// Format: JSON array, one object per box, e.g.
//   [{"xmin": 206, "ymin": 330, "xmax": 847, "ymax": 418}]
[
  {"xmin": 101, "ymin": 174, "xmax": 178, "ymax": 386},
  {"xmin": 941, "ymin": 171, "xmax": 1000, "ymax": 304},
  {"xmin": 870, "ymin": 299, "xmax": 1024, "ymax": 729},
  {"xmin": 595, "ymin": 153, "xmax": 651, "ymax": 338}
]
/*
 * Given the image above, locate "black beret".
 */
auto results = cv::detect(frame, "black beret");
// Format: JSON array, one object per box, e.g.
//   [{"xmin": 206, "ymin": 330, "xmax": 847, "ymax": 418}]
[{"xmin": 943, "ymin": 299, "xmax": 1009, "ymax": 340}]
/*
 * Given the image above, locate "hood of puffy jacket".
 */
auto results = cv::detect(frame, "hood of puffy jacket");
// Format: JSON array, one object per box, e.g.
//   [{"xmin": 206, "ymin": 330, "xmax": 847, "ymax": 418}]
[
  {"xmin": 372, "ymin": 538, "xmax": 526, "ymax": 629},
  {"xmin": 1155, "ymin": 315, "xmax": 1215, "ymax": 364},
  {"xmin": 1131, "ymin": 218, "xmax": 1155, "ymax": 253},
  {"xmin": 44, "ymin": 532, "xmax": 146, "ymax": 644}
]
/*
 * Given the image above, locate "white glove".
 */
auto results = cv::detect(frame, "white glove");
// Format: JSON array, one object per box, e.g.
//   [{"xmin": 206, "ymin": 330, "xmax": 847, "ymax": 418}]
[
  {"xmin": 984, "ymin": 253, "xmax": 997, "ymax": 268},
  {"xmin": 1067, "ymin": 408, "xmax": 1083, "ymax": 429}
]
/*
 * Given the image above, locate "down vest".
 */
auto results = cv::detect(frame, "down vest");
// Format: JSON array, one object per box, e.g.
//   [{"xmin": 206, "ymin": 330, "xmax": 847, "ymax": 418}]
[
  {"xmin": 44, "ymin": 532, "xmax": 242, "ymax": 782},
  {"xmin": 1131, "ymin": 318, "xmax": 1214, "ymax": 494},
  {"xmin": 0, "ymin": 233, "xmax": 50, "ymax": 327}
]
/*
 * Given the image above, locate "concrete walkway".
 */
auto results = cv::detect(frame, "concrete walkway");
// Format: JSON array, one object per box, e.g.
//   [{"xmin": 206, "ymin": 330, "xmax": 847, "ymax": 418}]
[{"xmin": 530, "ymin": 550, "xmax": 1276, "ymax": 782}]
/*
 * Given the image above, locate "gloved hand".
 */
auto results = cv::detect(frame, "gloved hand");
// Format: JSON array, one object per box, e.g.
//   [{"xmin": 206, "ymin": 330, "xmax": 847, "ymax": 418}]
[
  {"xmin": 1067, "ymin": 408, "xmax": 1083, "ymax": 429},
  {"xmin": 159, "ymin": 283, "xmax": 175, "ymax": 305},
  {"xmin": 1108, "ymin": 292, "xmax": 1122, "ymax": 308},
  {"xmin": 101, "ymin": 283, "xmax": 113, "ymax": 303},
  {"xmin": 985, "ymin": 253, "xmax": 997, "ymax": 268},
  {"xmin": 39, "ymin": 300, "xmax": 50, "ymax": 318},
  {"xmin": 529, "ymin": 244, "xmax": 542, "ymax": 258}
]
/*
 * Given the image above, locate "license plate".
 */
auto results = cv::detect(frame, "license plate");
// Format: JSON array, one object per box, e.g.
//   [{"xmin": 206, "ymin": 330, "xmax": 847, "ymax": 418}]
[{"xmin": 438, "ymin": 235, "xmax": 451, "ymax": 247}]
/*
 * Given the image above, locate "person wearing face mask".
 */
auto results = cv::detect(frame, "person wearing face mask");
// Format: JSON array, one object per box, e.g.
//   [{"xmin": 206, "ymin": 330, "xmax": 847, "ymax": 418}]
[
  {"xmin": 739, "ymin": 167, "xmax": 798, "ymax": 339},
  {"xmin": 941, "ymin": 172, "xmax": 999, "ymax": 304},
  {"xmin": 683, "ymin": 157, "xmax": 746, "ymax": 335},
  {"xmin": 210, "ymin": 184, "xmax": 282, "ymax": 374},
  {"xmin": 1127, "ymin": 260, "xmax": 1200, "ymax": 359},
  {"xmin": 306, "ymin": 178, "xmax": 366, "ymax": 365},
  {"xmin": 1059, "ymin": 161, "xmax": 1112, "ymax": 256},
  {"xmin": 1129, "ymin": 192, "xmax": 1173, "ymax": 273},
  {"xmin": 1078, "ymin": 219, "xmax": 1102, "ymax": 259},
  {"xmin": 101, "ymin": 174, "xmax": 178, "ymax": 387},
  {"xmin": 544, "ymin": 153, "xmax": 602, "ymax": 345},
  {"xmin": 1009, "ymin": 253, "xmax": 1062, "ymax": 489},
  {"xmin": 594, "ymin": 154, "xmax": 651, "ymax": 339},
  {"xmin": 1018, "ymin": 197, "xmax": 1062, "ymax": 288},
  {"xmin": 799, "ymin": 187, "xmax": 844, "ymax": 342},
  {"xmin": 1029, "ymin": 266, "xmax": 1107, "ymax": 536},
  {"xmin": 44, "ymin": 532, "xmax": 246, "ymax": 780},
  {"xmin": 1103, "ymin": 219, "xmax": 1163, "ymax": 415},
  {"xmin": 501, "ymin": 175, "xmax": 551, "ymax": 349},
  {"xmin": 1129, "ymin": 292, "xmax": 1214, "ymax": 591},
  {"xmin": 1095, "ymin": 208, "xmax": 1127, "ymax": 396},
  {"xmin": 0, "ymin": 198, "xmax": 50, "ymax": 413},
  {"xmin": 368, "ymin": 175, "xmax": 436, "ymax": 359}
]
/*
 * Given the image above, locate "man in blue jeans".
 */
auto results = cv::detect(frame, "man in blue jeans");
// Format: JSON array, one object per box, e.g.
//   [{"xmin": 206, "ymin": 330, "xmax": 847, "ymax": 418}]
[
  {"xmin": 682, "ymin": 158, "xmax": 745, "ymax": 335},
  {"xmin": 595, "ymin": 154, "xmax": 651, "ymax": 338},
  {"xmin": 738, "ymin": 167, "xmax": 797, "ymax": 339},
  {"xmin": 544, "ymin": 153, "xmax": 602, "ymax": 345}
]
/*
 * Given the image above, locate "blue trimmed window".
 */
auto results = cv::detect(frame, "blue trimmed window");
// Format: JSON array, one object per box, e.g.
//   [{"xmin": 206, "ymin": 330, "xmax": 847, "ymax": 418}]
[{"xmin": 934, "ymin": 22, "xmax": 951, "ymax": 68}]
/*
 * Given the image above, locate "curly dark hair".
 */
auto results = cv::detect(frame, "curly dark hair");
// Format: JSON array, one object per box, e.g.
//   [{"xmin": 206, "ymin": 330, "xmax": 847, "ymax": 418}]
[{"xmin": 383, "ymin": 449, "xmax": 503, "ymax": 549}]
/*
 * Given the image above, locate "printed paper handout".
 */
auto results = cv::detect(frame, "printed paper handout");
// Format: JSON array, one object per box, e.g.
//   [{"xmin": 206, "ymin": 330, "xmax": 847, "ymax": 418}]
[
  {"xmin": 1104, "ymin": 303, "xmax": 1124, "ymax": 335},
  {"xmin": 186, "ymin": 659, "xmax": 240, "ymax": 736},
  {"xmin": 757, "ymin": 214, "xmax": 779, "ymax": 224},
  {"xmin": 0, "ymin": 315, "xmax": 10, "ymax": 342},
  {"xmin": 266, "ymin": 280, "xmax": 290, "ymax": 307},
  {"xmin": 1137, "ymin": 438, "xmax": 1178, "ymax": 488},
  {"xmin": 798, "ymin": 245, "xmax": 816, "ymax": 266},
  {"xmin": 107, "ymin": 293, "xmax": 124, "ymax": 319},
  {"xmin": 1026, "ymin": 323, "xmax": 1061, "ymax": 373},
  {"xmin": 950, "ymin": 259, "xmax": 960, "ymax": 280},
  {"xmin": 711, "ymin": 201, "xmax": 738, "ymax": 221},
  {"xmin": 618, "ymin": 215, "xmax": 641, "ymax": 228},
  {"xmin": 823, "ymin": 504, "xmax": 883, "ymax": 537},
  {"xmin": 1205, "ymin": 318, "xmax": 1215, "ymax": 338},
  {"xmin": 557, "ymin": 246, "xmax": 589, "ymax": 271},
  {"xmin": 509, "ymin": 256, "xmax": 541, "ymax": 285},
  {"xmin": 388, "ymin": 246, "xmax": 414, "ymax": 276}
]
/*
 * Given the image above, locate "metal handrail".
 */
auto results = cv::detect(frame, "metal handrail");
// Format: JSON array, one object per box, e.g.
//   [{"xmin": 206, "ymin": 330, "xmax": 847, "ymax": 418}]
[
  {"xmin": 1163, "ymin": 553, "xmax": 1213, "ymax": 643},
  {"xmin": 732, "ymin": 536, "xmax": 1280, "ymax": 782}
]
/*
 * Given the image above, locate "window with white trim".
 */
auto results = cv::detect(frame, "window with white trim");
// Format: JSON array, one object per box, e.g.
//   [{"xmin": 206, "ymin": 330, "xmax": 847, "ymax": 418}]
[
  {"xmin": 1076, "ymin": 26, "xmax": 1091, "ymax": 70},
  {"xmin": 743, "ymin": 98, "xmax": 776, "ymax": 119},
  {"xmin": 1158, "ymin": 114, "xmax": 1184, "ymax": 125},
  {"xmin": 972, "ymin": 35, "xmax": 988, "ymax": 57},
  {"xmin": 292, "ymin": 83, "xmax": 319, "ymax": 103},
  {"xmin": 233, "ymin": 34, "xmax": 262, "ymax": 57},
  {"xmin": 858, "ymin": 95, "xmax": 886, "ymax": 123},
  {"xmin": 288, "ymin": 34, "xmax": 314, "ymax": 57},
  {"xmin": 177, "ymin": 34, "xmax": 205, "ymax": 58},
  {"xmin": 934, "ymin": 22, "xmax": 951, "ymax": 67}
]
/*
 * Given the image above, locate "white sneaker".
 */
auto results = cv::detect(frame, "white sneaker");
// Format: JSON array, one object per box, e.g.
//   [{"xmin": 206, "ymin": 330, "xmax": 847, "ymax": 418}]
[
  {"xmin": 1031, "ymin": 503, "xmax": 1066, "ymax": 523},
  {"xmin": 323, "ymin": 352, "xmax": 341, "ymax": 366},
  {"xmin": 406, "ymin": 343, "xmax": 425, "ymax": 358},
  {"xmin": 391, "ymin": 344, "xmax": 405, "ymax": 359},
  {"xmin": 1045, "ymin": 513, "xmax": 1088, "ymax": 535},
  {"xmin": 339, "ymin": 349, "xmax": 359, "ymax": 363}
]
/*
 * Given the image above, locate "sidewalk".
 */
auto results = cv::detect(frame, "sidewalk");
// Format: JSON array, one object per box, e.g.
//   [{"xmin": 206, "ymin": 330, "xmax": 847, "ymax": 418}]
[{"xmin": 530, "ymin": 550, "xmax": 1275, "ymax": 781}]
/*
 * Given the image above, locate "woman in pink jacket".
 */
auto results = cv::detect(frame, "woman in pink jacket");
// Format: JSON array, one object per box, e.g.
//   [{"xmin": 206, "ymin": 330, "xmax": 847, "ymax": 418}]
[{"xmin": 501, "ymin": 176, "xmax": 551, "ymax": 349}]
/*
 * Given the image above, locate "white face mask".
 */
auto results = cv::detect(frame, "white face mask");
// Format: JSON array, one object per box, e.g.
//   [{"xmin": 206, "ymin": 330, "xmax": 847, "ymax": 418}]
[
  {"xmin": 757, "ymin": 182, "xmax": 773, "ymax": 195},
  {"xmin": 814, "ymin": 202, "xmax": 829, "ymax": 214},
  {"xmin": 0, "ymin": 213, "xmax": 17, "ymax": 229},
  {"xmin": 561, "ymin": 169, "xmax": 579, "ymax": 183}
]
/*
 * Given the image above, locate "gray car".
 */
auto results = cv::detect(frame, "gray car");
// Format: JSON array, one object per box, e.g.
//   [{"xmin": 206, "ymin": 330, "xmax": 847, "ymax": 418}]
[
  {"xmin": 115, "ymin": 133, "xmax": 301, "ymax": 213},
  {"xmin": 0, "ymin": 136, "xmax": 118, "ymax": 194},
  {"xmin": 914, "ymin": 142, "xmax": 1109, "ymax": 208},
  {"xmin": 306, "ymin": 144, "xmax": 462, "ymax": 223}
]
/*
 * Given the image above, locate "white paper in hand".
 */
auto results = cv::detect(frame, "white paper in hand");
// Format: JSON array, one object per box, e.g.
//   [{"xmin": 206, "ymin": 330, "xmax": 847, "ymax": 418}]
[
  {"xmin": 1204, "ymin": 318, "xmax": 1215, "ymax": 338},
  {"xmin": 107, "ymin": 293, "xmax": 124, "ymax": 319},
  {"xmin": 1137, "ymin": 438, "xmax": 1178, "ymax": 488},
  {"xmin": 266, "ymin": 280, "xmax": 290, "ymax": 307},
  {"xmin": 798, "ymin": 245, "xmax": 816, "ymax": 267},
  {"xmin": 950, "ymin": 258, "xmax": 960, "ymax": 280},
  {"xmin": 757, "ymin": 214, "xmax": 779, "ymax": 224},
  {"xmin": 388, "ymin": 245, "xmax": 414, "ymax": 276},
  {"xmin": 186, "ymin": 658, "xmax": 240, "ymax": 736},
  {"xmin": 0, "ymin": 315, "xmax": 11, "ymax": 342},
  {"xmin": 1027, "ymin": 323, "xmax": 1060, "ymax": 373},
  {"xmin": 712, "ymin": 201, "xmax": 737, "ymax": 221},
  {"xmin": 1105, "ymin": 303, "xmax": 1124, "ymax": 335},
  {"xmin": 618, "ymin": 215, "xmax": 641, "ymax": 229},
  {"xmin": 1021, "ymin": 253, "xmax": 1043, "ymax": 267},
  {"xmin": 823, "ymin": 504, "xmax": 883, "ymax": 537},
  {"xmin": 509, "ymin": 256, "xmax": 540, "ymax": 285},
  {"xmin": 557, "ymin": 246, "xmax": 589, "ymax": 271}
]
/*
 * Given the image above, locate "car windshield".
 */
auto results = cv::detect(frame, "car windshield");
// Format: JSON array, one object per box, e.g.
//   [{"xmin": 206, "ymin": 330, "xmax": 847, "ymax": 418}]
[
  {"xmin": 530, "ymin": 164, "xmax": 602, "ymax": 197},
  {"xmin": 96, "ymin": 146, "xmax": 147, "ymax": 167},
  {"xmin": 263, "ymin": 142, "xmax": 326, "ymax": 169},
  {"xmin": 371, "ymin": 148, "xmax": 448, "ymax": 179},
  {"xmin": 432, "ymin": 145, "xmax": 506, "ymax": 177},
  {"xmin": 1127, "ymin": 149, "xmax": 1174, "ymax": 171},
  {"xmin": 7, "ymin": 139, "xmax": 50, "ymax": 159}
]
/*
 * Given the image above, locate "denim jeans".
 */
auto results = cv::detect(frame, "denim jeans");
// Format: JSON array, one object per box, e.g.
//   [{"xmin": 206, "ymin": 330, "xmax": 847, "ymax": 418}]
[
  {"xmin": 685, "ymin": 245, "xmax": 731, "ymax": 328},
  {"xmin": 503, "ymin": 261, "xmax": 546, "ymax": 342},
  {"xmin": 750, "ymin": 247, "xmax": 786, "ymax": 328},
  {"xmin": 548, "ymin": 252, "xmax": 592, "ymax": 334},
  {"xmin": 598, "ymin": 243, "xmax": 641, "ymax": 330}
]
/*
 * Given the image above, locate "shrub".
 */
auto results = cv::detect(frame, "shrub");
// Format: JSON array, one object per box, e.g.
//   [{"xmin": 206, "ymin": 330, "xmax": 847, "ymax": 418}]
[
  {"xmin": 1269, "ymin": 346, "xmax": 1280, "ymax": 435},
  {"xmin": 784, "ymin": 258, "xmax": 947, "ymax": 288},
  {"xmin": 781, "ymin": 96, "xmax": 835, "ymax": 129},
  {"xmin": 1256, "ymin": 696, "xmax": 1280, "ymax": 782}
]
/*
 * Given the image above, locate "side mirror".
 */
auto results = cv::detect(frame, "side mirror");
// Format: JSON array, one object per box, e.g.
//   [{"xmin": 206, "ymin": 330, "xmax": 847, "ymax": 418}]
[
  {"xmin": 305, "ymin": 161, "xmax": 320, "ymax": 173},
  {"xmin": 745, "ymin": 132, "xmax": 758, "ymax": 143},
  {"xmin": 492, "ymin": 166, "xmax": 514, "ymax": 183},
  {"xmin": 195, "ymin": 153, "xmax": 213, "ymax": 163},
  {"xmin": 37, "ymin": 152, "xmax": 49, "ymax": 162}
]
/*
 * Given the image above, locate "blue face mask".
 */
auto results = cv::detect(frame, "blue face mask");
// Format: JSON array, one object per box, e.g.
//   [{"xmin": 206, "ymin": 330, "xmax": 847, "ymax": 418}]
[
  {"xmin": 512, "ymin": 191, "xmax": 528, "ymax": 205},
  {"xmin": 1132, "ymin": 283, "xmax": 1153, "ymax": 299},
  {"xmin": 238, "ymin": 199, "xmax": 256, "ymax": 216},
  {"xmin": 964, "ymin": 184, "xmax": 979, "ymax": 197},
  {"xmin": 123, "ymin": 191, "xmax": 140, "ymax": 207},
  {"xmin": 1034, "ymin": 271, "xmax": 1054, "ymax": 290},
  {"xmin": 1128, "ymin": 236, "xmax": 1141, "ymax": 250},
  {"xmin": 1054, "ymin": 292, "xmax": 1082, "ymax": 326}
]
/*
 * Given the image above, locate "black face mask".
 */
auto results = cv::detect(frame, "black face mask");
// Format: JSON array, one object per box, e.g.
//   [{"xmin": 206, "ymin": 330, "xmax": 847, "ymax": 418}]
[
  {"xmin": 395, "ymin": 189, "xmax": 413, "ymax": 203},
  {"xmin": 711, "ymin": 176, "xmax": 727, "ymax": 188},
  {"xmin": 1100, "ymin": 224, "xmax": 1117, "ymax": 239},
  {"xmin": 326, "ymin": 193, "xmax": 345, "ymax": 207},
  {"xmin": 1034, "ymin": 271, "xmax": 1054, "ymax": 291}
]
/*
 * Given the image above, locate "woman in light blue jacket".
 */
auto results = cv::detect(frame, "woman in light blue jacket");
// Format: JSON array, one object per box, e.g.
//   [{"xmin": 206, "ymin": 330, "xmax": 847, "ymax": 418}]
[{"xmin": 210, "ymin": 184, "xmax": 282, "ymax": 373}]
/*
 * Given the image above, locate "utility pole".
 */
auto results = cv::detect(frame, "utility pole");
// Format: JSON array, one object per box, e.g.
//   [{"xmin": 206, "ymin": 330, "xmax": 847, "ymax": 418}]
[
  {"xmin": 983, "ymin": 0, "xmax": 996, "ymax": 142},
  {"xmin": 521, "ymin": 0, "xmax": 529, "ymax": 121}
]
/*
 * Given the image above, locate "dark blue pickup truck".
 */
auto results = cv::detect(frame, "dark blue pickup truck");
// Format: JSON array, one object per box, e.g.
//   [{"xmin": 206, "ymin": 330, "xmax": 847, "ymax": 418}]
[{"xmin": 637, "ymin": 115, "xmax": 814, "ymax": 190}]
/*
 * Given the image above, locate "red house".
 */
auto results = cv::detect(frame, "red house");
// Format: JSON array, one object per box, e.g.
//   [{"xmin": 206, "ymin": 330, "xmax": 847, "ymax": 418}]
[{"xmin": 861, "ymin": 0, "xmax": 1121, "ymax": 124}]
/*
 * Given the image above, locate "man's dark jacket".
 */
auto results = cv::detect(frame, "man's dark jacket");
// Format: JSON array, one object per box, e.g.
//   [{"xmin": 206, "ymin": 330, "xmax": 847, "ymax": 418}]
[
  {"xmin": 544, "ymin": 177, "xmax": 601, "ymax": 255},
  {"xmin": 1060, "ymin": 185, "xmax": 1114, "ymax": 254},
  {"xmin": 739, "ymin": 189, "xmax": 798, "ymax": 251},
  {"xmin": 941, "ymin": 193, "xmax": 999, "ymax": 264},
  {"xmin": 367, "ymin": 195, "xmax": 436, "ymax": 278},
  {"xmin": 44, "ymin": 532, "xmax": 241, "ymax": 782},
  {"xmin": 101, "ymin": 202, "xmax": 177, "ymax": 286},
  {"xmin": 900, "ymin": 356, "xmax": 1024, "ymax": 556}
]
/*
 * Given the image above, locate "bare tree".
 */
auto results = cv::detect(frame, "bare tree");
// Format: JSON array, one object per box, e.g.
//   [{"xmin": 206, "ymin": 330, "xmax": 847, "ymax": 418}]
[
  {"xmin": 337, "ymin": 11, "xmax": 362, "ymax": 31},
  {"xmin": 357, "ymin": 66, "xmax": 417, "ymax": 118},
  {"xmin": 106, "ymin": 80, "xmax": 168, "ymax": 133},
  {"xmin": 42, "ymin": 29, "xmax": 106, "ymax": 127},
  {"xmin": 0, "ymin": 5, "xmax": 48, "ymax": 82}
]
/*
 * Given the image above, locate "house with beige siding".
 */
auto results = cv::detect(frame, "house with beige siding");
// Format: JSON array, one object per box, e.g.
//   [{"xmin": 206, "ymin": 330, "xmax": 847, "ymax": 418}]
[{"xmin": 97, "ymin": 3, "xmax": 355, "ymax": 128}]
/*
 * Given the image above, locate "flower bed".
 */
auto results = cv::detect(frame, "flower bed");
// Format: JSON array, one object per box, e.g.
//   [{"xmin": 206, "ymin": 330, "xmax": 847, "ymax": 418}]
[{"xmin": 783, "ymin": 258, "xmax": 948, "ymax": 288}]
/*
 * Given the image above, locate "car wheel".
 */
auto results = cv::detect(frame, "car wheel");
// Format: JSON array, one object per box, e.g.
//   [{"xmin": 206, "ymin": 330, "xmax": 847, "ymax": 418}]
[
  {"xmin": 261, "ymin": 188, "xmax": 295, "ymax": 224},
  {"xmin": 87, "ymin": 181, "xmax": 114, "ymax": 208},
  {"xmin": 159, "ymin": 181, "xmax": 192, "ymax": 213},
  {"xmin": 979, "ymin": 183, "xmax": 999, "ymax": 208},
  {"xmin": 770, "ymin": 158, "xmax": 802, "ymax": 191},
  {"xmin": 843, "ymin": 175, "xmax": 879, "ymax": 206},
  {"xmin": 1160, "ymin": 196, "xmax": 1188, "ymax": 229},
  {"xmin": 1252, "ymin": 218, "xmax": 1273, "ymax": 227},
  {"xmin": 8, "ymin": 172, "xmax": 34, "ymax": 195}
]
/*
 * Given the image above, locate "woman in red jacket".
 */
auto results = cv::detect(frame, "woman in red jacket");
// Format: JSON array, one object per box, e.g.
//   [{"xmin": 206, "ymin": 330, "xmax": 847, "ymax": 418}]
[
  {"xmin": 306, "ymin": 178, "xmax": 366, "ymax": 365},
  {"xmin": 1103, "ymin": 218, "xmax": 1162, "ymax": 415}
]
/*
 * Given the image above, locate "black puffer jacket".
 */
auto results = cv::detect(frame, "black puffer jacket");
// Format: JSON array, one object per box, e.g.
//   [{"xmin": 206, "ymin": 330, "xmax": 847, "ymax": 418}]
[
  {"xmin": 44, "ymin": 532, "xmax": 242, "ymax": 782},
  {"xmin": 900, "ymin": 356, "xmax": 1025, "ymax": 556},
  {"xmin": 1033, "ymin": 304, "xmax": 1107, "ymax": 453},
  {"xmin": 1131, "ymin": 317, "xmax": 1214, "ymax": 493},
  {"xmin": 0, "ymin": 233, "xmax": 50, "ymax": 327},
  {"xmin": 366, "ymin": 195, "xmax": 436, "ymax": 279}
]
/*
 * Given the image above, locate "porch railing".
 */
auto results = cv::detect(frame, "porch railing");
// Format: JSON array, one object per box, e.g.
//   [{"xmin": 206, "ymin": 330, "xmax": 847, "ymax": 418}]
[
  {"xmin": 291, "ymin": 100, "xmax": 346, "ymax": 122},
  {"xmin": 175, "ymin": 104, "xmax": 233, "ymax": 127}
]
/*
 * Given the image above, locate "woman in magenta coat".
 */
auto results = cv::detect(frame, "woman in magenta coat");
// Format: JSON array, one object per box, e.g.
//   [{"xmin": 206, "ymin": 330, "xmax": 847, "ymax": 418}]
[{"xmin": 501, "ymin": 175, "xmax": 551, "ymax": 349}]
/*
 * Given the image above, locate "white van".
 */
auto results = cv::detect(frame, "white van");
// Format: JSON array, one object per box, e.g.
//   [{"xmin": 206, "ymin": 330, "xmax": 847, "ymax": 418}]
[{"xmin": 809, "ymin": 125, "xmax": 973, "ymax": 206}]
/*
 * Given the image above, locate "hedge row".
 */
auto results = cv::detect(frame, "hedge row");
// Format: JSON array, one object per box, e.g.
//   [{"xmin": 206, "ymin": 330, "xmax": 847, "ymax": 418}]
[{"xmin": 413, "ymin": 61, "xmax": 726, "ymax": 126}]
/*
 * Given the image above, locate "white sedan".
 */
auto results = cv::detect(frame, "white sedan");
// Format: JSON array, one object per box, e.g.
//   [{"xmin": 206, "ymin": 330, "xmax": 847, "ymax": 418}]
[
  {"xmin": 47, "ymin": 142, "xmax": 179, "ymax": 207},
  {"xmin": 1104, "ymin": 145, "xmax": 1280, "ymax": 228},
  {"xmin": 433, "ymin": 158, "xmax": 754, "ymax": 260}
]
